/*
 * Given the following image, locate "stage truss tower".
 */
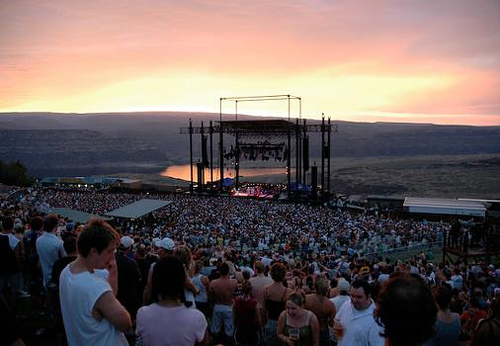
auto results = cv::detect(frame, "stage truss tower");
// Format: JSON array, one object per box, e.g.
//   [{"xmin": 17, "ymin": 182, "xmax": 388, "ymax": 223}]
[{"xmin": 180, "ymin": 95, "xmax": 335, "ymax": 199}]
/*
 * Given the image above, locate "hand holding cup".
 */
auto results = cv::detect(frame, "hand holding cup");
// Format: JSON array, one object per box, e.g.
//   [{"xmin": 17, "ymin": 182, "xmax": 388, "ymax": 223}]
[{"xmin": 333, "ymin": 318, "xmax": 344, "ymax": 339}]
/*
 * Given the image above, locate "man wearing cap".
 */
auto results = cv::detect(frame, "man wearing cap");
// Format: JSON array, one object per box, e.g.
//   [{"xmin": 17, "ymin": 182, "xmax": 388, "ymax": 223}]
[
  {"xmin": 330, "ymin": 278, "xmax": 351, "ymax": 346},
  {"xmin": 143, "ymin": 237, "xmax": 175, "ymax": 304},
  {"xmin": 330, "ymin": 278, "xmax": 351, "ymax": 313},
  {"xmin": 116, "ymin": 235, "xmax": 141, "ymax": 320}
]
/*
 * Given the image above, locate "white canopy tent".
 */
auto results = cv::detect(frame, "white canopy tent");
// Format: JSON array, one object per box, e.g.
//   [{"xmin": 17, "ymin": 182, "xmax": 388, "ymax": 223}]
[
  {"xmin": 403, "ymin": 197, "xmax": 486, "ymax": 218},
  {"xmin": 106, "ymin": 199, "xmax": 171, "ymax": 219}
]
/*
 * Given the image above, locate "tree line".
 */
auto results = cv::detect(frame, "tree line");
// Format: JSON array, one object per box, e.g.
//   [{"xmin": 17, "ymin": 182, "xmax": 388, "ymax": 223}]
[{"xmin": 0, "ymin": 160, "xmax": 34, "ymax": 186}]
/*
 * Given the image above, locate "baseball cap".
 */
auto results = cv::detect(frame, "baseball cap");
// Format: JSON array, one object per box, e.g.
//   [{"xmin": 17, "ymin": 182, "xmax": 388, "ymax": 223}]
[
  {"xmin": 120, "ymin": 236, "xmax": 134, "ymax": 249},
  {"xmin": 337, "ymin": 278, "xmax": 350, "ymax": 292},
  {"xmin": 154, "ymin": 237, "xmax": 175, "ymax": 251},
  {"xmin": 359, "ymin": 266, "xmax": 370, "ymax": 275}
]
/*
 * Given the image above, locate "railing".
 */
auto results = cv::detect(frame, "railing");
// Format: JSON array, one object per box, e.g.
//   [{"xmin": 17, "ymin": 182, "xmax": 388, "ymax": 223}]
[{"xmin": 363, "ymin": 240, "xmax": 443, "ymax": 261}]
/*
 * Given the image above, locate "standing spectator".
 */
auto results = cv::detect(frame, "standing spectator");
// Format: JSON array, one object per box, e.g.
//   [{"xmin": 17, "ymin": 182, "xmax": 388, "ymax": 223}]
[
  {"xmin": 13, "ymin": 220, "xmax": 25, "ymax": 242},
  {"xmin": 0, "ymin": 216, "xmax": 24, "ymax": 309},
  {"xmin": 375, "ymin": 275, "xmax": 437, "ymax": 346},
  {"xmin": 193, "ymin": 260, "xmax": 210, "ymax": 319},
  {"xmin": 290, "ymin": 276, "xmax": 304, "ymax": 294},
  {"xmin": 174, "ymin": 245, "xmax": 199, "ymax": 309},
  {"xmin": 250, "ymin": 260, "xmax": 273, "ymax": 322},
  {"xmin": 36, "ymin": 214, "xmax": 66, "ymax": 288},
  {"xmin": 460, "ymin": 296, "xmax": 487, "ymax": 342},
  {"xmin": 50, "ymin": 235, "xmax": 78, "ymax": 345},
  {"xmin": 135, "ymin": 256, "xmax": 208, "ymax": 346},
  {"xmin": 451, "ymin": 268, "xmax": 464, "ymax": 291},
  {"xmin": 209, "ymin": 261, "xmax": 239, "ymax": 344},
  {"xmin": 115, "ymin": 235, "xmax": 142, "ymax": 320},
  {"xmin": 305, "ymin": 276, "xmax": 336, "ymax": 346},
  {"xmin": 240, "ymin": 258, "xmax": 255, "ymax": 278},
  {"xmin": 134, "ymin": 244, "xmax": 154, "ymax": 295},
  {"xmin": 37, "ymin": 214, "xmax": 66, "ymax": 328},
  {"xmin": 59, "ymin": 219, "xmax": 131, "ymax": 345},
  {"xmin": 277, "ymin": 292, "xmax": 320, "ymax": 346},
  {"xmin": 250, "ymin": 261, "xmax": 273, "ymax": 307},
  {"xmin": 330, "ymin": 278, "xmax": 350, "ymax": 346},
  {"xmin": 143, "ymin": 237, "xmax": 175, "ymax": 305},
  {"xmin": 330, "ymin": 278, "xmax": 350, "ymax": 314},
  {"xmin": 333, "ymin": 279, "xmax": 384, "ymax": 346},
  {"xmin": 471, "ymin": 300, "xmax": 500, "ymax": 346},
  {"xmin": 263, "ymin": 262, "xmax": 292, "ymax": 346},
  {"xmin": 24, "ymin": 216, "xmax": 42, "ymax": 297},
  {"xmin": 428, "ymin": 285, "xmax": 460, "ymax": 346},
  {"xmin": 233, "ymin": 281, "xmax": 262, "ymax": 345},
  {"xmin": 50, "ymin": 236, "xmax": 78, "ymax": 290}
]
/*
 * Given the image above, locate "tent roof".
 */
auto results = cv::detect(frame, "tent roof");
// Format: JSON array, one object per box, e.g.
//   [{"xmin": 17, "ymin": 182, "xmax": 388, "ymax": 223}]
[
  {"xmin": 49, "ymin": 208, "xmax": 111, "ymax": 223},
  {"xmin": 403, "ymin": 197, "xmax": 486, "ymax": 217},
  {"xmin": 106, "ymin": 199, "xmax": 171, "ymax": 219}
]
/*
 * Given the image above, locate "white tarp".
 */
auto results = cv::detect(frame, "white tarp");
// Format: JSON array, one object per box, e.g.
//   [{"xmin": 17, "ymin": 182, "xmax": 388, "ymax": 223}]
[
  {"xmin": 106, "ymin": 199, "xmax": 171, "ymax": 219},
  {"xmin": 403, "ymin": 197, "xmax": 486, "ymax": 218}
]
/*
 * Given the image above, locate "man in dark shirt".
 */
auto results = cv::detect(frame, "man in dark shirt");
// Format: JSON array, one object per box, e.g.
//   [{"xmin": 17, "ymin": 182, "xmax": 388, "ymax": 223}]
[
  {"xmin": 116, "ymin": 236, "xmax": 142, "ymax": 320},
  {"xmin": 50, "ymin": 235, "xmax": 78, "ymax": 342}
]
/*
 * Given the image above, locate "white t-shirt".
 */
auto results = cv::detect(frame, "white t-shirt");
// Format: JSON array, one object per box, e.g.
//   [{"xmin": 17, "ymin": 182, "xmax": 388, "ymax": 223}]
[
  {"xmin": 36, "ymin": 232, "xmax": 66, "ymax": 287},
  {"xmin": 330, "ymin": 294, "xmax": 350, "ymax": 314},
  {"xmin": 136, "ymin": 303, "xmax": 207, "ymax": 346},
  {"xmin": 59, "ymin": 265, "xmax": 128, "ymax": 346},
  {"xmin": 451, "ymin": 274, "xmax": 463, "ymax": 291},
  {"xmin": 1, "ymin": 232, "xmax": 20, "ymax": 250},
  {"xmin": 336, "ymin": 299, "xmax": 385, "ymax": 346}
]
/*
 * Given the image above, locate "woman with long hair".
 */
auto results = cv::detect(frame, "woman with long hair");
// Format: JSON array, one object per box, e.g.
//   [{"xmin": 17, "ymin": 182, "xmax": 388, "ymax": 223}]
[
  {"xmin": 192, "ymin": 260, "xmax": 210, "ymax": 318},
  {"xmin": 174, "ymin": 245, "xmax": 199, "ymax": 309},
  {"xmin": 263, "ymin": 262, "xmax": 292, "ymax": 346},
  {"xmin": 427, "ymin": 285, "xmax": 460, "ymax": 346},
  {"xmin": 304, "ymin": 276, "xmax": 336, "ymax": 346}
]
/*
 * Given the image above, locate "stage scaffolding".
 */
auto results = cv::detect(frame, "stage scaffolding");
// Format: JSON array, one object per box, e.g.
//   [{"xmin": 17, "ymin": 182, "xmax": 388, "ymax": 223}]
[{"xmin": 180, "ymin": 95, "xmax": 336, "ymax": 199}]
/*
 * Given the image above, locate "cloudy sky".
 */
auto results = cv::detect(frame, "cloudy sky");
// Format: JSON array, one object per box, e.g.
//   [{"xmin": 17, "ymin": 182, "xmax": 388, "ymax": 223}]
[{"xmin": 1, "ymin": 0, "xmax": 499, "ymax": 125}]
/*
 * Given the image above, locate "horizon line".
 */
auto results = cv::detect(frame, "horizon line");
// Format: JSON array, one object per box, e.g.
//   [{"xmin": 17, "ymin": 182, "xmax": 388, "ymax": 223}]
[{"xmin": 1, "ymin": 109, "xmax": 499, "ymax": 127}]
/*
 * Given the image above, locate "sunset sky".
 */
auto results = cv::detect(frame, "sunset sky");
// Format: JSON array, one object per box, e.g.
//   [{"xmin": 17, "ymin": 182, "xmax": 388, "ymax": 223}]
[{"xmin": 1, "ymin": 0, "xmax": 499, "ymax": 125}]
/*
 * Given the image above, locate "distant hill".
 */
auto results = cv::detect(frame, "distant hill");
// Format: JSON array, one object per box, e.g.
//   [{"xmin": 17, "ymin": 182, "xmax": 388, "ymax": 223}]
[{"xmin": 1, "ymin": 112, "xmax": 500, "ymax": 180}]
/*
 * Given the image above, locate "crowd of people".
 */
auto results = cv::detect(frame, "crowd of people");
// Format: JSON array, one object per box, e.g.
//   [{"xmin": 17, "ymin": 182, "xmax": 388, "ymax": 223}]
[
  {"xmin": 31, "ymin": 189, "xmax": 445, "ymax": 257},
  {"xmin": 1, "ymin": 186, "xmax": 499, "ymax": 345}
]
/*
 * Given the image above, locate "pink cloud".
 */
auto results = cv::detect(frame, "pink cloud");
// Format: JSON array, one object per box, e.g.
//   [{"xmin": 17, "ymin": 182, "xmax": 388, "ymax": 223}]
[{"xmin": 1, "ymin": 0, "xmax": 499, "ymax": 124}]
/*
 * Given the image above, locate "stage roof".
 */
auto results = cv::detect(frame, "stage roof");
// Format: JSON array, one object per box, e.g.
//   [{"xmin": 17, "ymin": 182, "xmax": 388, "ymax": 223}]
[
  {"xmin": 403, "ymin": 197, "xmax": 487, "ymax": 218},
  {"xmin": 106, "ymin": 199, "xmax": 171, "ymax": 219},
  {"xmin": 219, "ymin": 120, "xmax": 297, "ymax": 135},
  {"xmin": 48, "ymin": 208, "xmax": 111, "ymax": 224}
]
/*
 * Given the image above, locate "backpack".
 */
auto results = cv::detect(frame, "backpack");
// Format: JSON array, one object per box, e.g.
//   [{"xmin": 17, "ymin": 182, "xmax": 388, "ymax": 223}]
[{"xmin": 0, "ymin": 234, "xmax": 19, "ymax": 275}]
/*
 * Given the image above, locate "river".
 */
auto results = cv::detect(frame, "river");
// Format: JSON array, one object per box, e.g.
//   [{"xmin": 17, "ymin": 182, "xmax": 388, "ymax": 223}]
[{"xmin": 160, "ymin": 164, "xmax": 292, "ymax": 181}]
